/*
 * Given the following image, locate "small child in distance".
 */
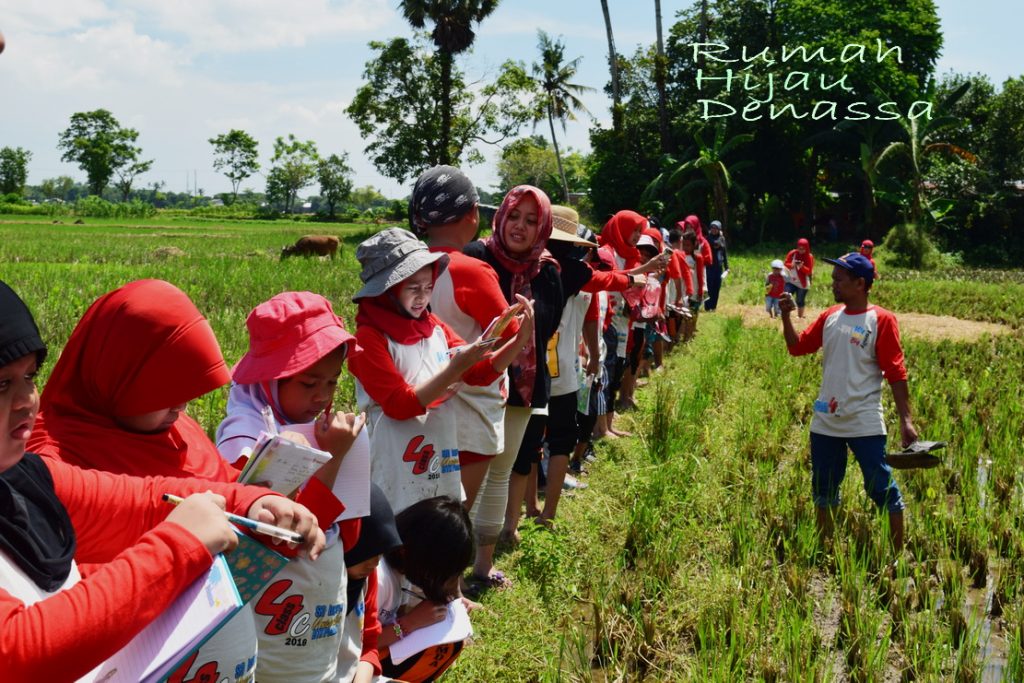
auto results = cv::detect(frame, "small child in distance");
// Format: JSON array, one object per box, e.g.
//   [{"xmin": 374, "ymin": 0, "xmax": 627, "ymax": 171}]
[{"xmin": 766, "ymin": 259, "xmax": 787, "ymax": 319}]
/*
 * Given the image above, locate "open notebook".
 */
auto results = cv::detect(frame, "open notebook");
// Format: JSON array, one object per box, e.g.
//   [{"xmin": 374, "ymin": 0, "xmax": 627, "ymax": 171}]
[
  {"xmin": 388, "ymin": 599, "xmax": 473, "ymax": 665},
  {"xmin": 236, "ymin": 431, "xmax": 333, "ymax": 498},
  {"xmin": 78, "ymin": 554, "xmax": 242, "ymax": 683}
]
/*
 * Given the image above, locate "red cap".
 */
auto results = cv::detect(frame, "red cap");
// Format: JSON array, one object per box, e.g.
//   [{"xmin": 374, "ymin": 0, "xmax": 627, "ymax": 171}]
[
  {"xmin": 232, "ymin": 292, "xmax": 357, "ymax": 384},
  {"xmin": 861, "ymin": 239, "xmax": 874, "ymax": 249}
]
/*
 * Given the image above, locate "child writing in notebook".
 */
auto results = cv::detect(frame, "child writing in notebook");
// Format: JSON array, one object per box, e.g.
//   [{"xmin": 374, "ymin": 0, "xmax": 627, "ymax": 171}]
[
  {"xmin": 347, "ymin": 227, "xmax": 534, "ymax": 515},
  {"xmin": 374, "ymin": 495, "xmax": 475, "ymax": 683},
  {"xmin": 215, "ymin": 291, "xmax": 367, "ymax": 683},
  {"xmin": 28, "ymin": 279, "xmax": 345, "ymax": 683}
]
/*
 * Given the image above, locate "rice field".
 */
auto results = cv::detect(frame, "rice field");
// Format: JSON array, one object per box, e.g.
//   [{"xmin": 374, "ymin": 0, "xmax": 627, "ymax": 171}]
[{"xmin": 3, "ymin": 217, "xmax": 1022, "ymax": 681}]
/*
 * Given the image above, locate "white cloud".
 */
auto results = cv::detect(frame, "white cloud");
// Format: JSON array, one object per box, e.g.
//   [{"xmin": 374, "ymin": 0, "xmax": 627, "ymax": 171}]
[
  {"xmin": 0, "ymin": 0, "xmax": 114, "ymax": 34},
  {"xmin": 129, "ymin": 0, "xmax": 399, "ymax": 53}
]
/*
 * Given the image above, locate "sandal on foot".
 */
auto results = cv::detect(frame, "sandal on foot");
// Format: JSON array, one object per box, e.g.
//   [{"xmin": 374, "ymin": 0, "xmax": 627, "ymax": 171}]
[{"xmin": 468, "ymin": 570, "xmax": 512, "ymax": 593}]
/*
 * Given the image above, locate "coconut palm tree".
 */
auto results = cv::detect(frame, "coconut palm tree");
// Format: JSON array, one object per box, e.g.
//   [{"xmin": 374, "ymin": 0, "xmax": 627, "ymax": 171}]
[
  {"xmin": 532, "ymin": 31, "xmax": 594, "ymax": 202},
  {"xmin": 654, "ymin": 0, "xmax": 670, "ymax": 152},
  {"xmin": 599, "ymin": 0, "xmax": 621, "ymax": 128},
  {"xmin": 399, "ymin": 0, "xmax": 499, "ymax": 165}
]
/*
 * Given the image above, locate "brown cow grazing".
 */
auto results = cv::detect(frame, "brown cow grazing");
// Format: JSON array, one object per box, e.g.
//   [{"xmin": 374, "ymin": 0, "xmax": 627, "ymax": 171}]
[{"xmin": 281, "ymin": 234, "xmax": 340, "ymax": 260}]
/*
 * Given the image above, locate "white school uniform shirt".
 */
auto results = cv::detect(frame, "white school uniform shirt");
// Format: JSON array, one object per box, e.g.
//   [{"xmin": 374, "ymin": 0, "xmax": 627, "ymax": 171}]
[
  {"xmin": 549, "ymin": 291, "xmax": 591, "ymax": 397},
  {"xmin": 605, "ymin": 252, "xmax": 631, "ymax": 359},
  {"xmin": 596, "ymin": 291, "xmax": 609, "ymax": 363},
  {"xmin": 795, "ymin": 305, "xmax": 907, "ymax": 439},
  {"xmin": 334, "ymin": 581, "xmax": 367, "ymax": 683},
  {"xmin": 430, "ymin": 267, "xmax": 506, "ymax": 457},
  {"xmin": 250, "ymin": 539, "xmax": 347, "ymax": 683},
  {"xmin": 356, "ymin": 324, "xmax": 462, "ymax": 515}
]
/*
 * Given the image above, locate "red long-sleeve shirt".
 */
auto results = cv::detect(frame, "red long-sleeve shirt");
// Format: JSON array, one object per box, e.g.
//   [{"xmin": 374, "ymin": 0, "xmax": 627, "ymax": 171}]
[
  {"xmin": 348, "ymin": 319, "xmax": 501, "ymax": 422},
  {"xmin": 0, "ymin": 458, "xmax": 274, "ymax": 683},
  {"xmin": 784, "ymin": 249, "xmax": 815, "ymax": 288}
]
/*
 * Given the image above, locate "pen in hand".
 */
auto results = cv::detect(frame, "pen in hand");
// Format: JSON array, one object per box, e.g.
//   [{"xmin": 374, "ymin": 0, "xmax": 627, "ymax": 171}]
[{"xmin": 162, "ymin": 493, "xmax": 305, "ymax": 544}]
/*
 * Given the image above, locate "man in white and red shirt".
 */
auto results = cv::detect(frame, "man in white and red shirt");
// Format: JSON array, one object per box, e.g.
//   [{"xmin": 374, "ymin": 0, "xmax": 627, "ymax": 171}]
[{"xmin": 781, "ymin": 252, "xmax": 918, "ymax": 552}]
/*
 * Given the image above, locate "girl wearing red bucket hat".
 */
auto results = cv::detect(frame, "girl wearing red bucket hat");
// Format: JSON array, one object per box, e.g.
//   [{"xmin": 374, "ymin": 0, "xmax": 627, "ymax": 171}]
[{"xmin": 215, "ymin": 290, "xmax": 369, "ymax": 682}]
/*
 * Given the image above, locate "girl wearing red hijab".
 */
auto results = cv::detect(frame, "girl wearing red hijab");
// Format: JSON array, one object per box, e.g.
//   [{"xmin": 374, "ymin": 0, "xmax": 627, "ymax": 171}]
[
  {"xmin": 597, "ymin": 210, "xmax": 648, "ymax": 433},
  {"xmin": 784, "ymin": 238, "xmax": 815, "ymax": 318},
  {"xmin": 29, "ymin": 279, "xmax": 341, "ymax": 683}
]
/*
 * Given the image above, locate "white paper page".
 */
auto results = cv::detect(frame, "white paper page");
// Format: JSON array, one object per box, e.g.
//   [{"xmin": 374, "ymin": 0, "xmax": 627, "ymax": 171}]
[
  {"xmin": 288, "ymin": 422, "xmax": 372, "ymax": 521},
  {"xmin": 388, "ymin": 599, "xmax": 473, "ymax": 665},
  {"xmin": 79, "ymin": 555, "xmax": 241, "ymax": 683},
  {"xmin": 237, "ymin": 433, "xmax": 332, "ymax": 496}
]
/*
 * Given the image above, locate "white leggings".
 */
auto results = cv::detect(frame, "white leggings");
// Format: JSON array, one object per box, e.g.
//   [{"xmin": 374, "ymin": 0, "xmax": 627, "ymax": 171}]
[{"xmin": 469, "ymin": 406, "xmax": 532, "ymax": 545}]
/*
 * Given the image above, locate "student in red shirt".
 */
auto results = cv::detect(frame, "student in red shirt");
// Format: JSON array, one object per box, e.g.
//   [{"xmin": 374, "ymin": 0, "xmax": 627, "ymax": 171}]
[
  {"xmin": 860, "ymin": 239, "xmax": 879, "ymax": 279},
  {"xmin": 409, "ymin": 165, "xmax": 520, "ymax": 514},
  {"xmin": 0, "ymin": 280, "xmax": 323, "ymax": 683},
  {"xmin": 784, "ymin": 238, "xmax": 815, "ymax": 318},
  {"xmin": 28, "ymin": 279, "xmax": 344, "ymax": 683},
  {"xmin": 348, "ymin": 228, "xmax": 534, "ymax": 517},
  {"xmin": 765, "ymin": 259, "xmax": 787, "ymax": 318}
]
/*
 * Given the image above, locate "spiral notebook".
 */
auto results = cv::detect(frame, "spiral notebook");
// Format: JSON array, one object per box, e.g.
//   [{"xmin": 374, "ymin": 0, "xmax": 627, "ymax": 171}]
[{"xmin": 78, "ymin": 554, "xmax": 242, "ymax": 683}]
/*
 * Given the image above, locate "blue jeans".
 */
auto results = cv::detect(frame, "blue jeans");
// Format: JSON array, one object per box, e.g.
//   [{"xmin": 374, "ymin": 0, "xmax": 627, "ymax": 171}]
[{"xmin": 810, "ymin": 432, "xmax": 904, "ymax": 513}]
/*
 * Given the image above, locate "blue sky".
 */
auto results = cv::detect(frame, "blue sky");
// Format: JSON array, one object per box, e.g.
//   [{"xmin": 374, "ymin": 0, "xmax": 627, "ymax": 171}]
[{"xmin": 0, "ymin": 0, "xmax": 1018, "ymax": 198}]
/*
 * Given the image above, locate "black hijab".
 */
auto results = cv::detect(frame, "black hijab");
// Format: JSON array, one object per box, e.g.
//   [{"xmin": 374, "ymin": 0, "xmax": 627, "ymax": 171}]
[
  {"xmin": 344, "ymin": 483, "xmax": 401, "ymax": 613},
  {"xmin": 0, "ymin": 280, "xmax": 76, "ymax": 592}
]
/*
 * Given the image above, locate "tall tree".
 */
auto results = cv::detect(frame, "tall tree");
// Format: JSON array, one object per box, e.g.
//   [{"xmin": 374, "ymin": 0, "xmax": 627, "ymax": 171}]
[
  {"xmin": 532, "ymin": 31, "xmax": 594, "ymax": 202},
  {"xmin": 266, "ymin": 135, "xmax": 319, "ymax": 214},
  {"xmin": 317, "ymin": 152, "xmax": 354, "ymax": 219},
  {"xmin": 599, "ymin": 0, "xmax": 621, "ymax": 128},
  {"xmin": 58, "ymin": 109, "xmax": 149, "ymax": 197},
  {"xmin": 653, "ymin": 0, "xmax": 670, "ymax": 153},
  {"xmin": 0, "ymin": 147, "xmax": 32, "ymax": 196},
  {"xmin": 40, "ymin": 176, "xmax": 76, "ymax": 201},
  {"xmin": 398, "ymin": 0, "xmax": 499, "ymax": 165},
  {"xmin": 876, "ymin": 82, "xmax": 974, "ymax": 226},
  {"xmin": 347, "ymin": 34, "xmax": 533, "ymax": 182},
  {"xmin": 110, "ymin": 130, "xmax": 153, "ymax": 202},
  {"xmin": 209, "ymin": 130, "xmax": 260, "ymax": 204}
]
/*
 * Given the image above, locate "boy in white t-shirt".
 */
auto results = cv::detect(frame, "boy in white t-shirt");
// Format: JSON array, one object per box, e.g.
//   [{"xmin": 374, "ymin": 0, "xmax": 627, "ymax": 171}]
[{"xmin": 781, "ymin": 252, "xmax": 918, "ymax": 552}]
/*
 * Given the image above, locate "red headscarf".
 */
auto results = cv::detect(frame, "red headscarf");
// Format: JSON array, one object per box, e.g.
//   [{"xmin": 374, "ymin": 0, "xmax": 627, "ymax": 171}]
[
  {"xmin": 485, "ymin": 185, "xmax": 554, "ymax": 406},
  {"xmin": 598, "ymin": 210, "xmax": 645, "ymax": 268},
  {"xmin": 29, "ymin": 279, "xmax": 236, "ymax": 481},
  {"xmin": 678, "ymin": 215, "xmax": 713, "ymax": 264}
]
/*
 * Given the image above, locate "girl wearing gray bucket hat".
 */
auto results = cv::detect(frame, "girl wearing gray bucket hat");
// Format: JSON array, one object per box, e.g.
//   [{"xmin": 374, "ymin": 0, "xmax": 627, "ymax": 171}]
[{"xmin": 348, "ymin": 228, "xmax": 535, "ymax": 515}]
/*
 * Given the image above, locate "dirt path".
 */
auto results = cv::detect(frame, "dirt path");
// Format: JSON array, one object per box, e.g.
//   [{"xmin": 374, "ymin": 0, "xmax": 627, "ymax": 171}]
[{"xmin": 717, "ymin": 303, "xmax": 1015, "ymax": 342}]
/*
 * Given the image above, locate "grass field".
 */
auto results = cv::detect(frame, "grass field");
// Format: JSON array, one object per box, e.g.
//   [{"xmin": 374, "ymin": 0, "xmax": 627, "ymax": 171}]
[{"xmin": 3, "ymin": 216, "xmax": 1023, "ymax": 681}]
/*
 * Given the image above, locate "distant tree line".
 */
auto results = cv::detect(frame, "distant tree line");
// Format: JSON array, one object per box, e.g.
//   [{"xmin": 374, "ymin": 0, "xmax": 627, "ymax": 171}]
[{"xmin": 0, "ymin": 109, "xmax": 382, "ymax": 221}]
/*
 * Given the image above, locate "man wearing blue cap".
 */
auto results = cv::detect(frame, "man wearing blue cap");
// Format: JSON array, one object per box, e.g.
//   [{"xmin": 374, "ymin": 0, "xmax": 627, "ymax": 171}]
[{"xmin": 780, "ymin": 252, "xmax": 918, "ymax": 552}]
